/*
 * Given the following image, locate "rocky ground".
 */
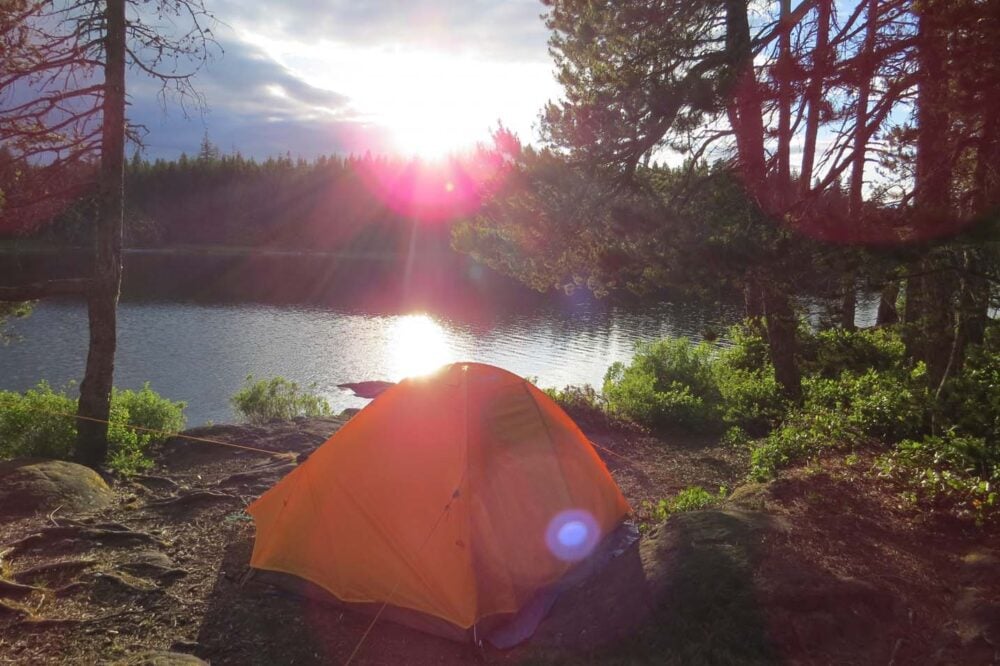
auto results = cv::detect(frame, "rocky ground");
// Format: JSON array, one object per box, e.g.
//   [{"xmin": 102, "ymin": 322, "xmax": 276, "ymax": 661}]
[{"xmin": 0, "ymin": 415, "xmax": 998, "ymax": 665}]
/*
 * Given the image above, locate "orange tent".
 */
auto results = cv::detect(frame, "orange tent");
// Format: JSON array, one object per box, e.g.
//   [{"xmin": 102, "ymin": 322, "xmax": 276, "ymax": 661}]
[{"xmin": 248, "ymin": 362, "xmax": 629, "ymax": 639}]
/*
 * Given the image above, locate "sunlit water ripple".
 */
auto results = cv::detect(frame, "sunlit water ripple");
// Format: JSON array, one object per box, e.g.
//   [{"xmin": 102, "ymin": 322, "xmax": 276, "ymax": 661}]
[{"xmin": 1, "ymin": 297, "xmax": 875, "ymax": 426}]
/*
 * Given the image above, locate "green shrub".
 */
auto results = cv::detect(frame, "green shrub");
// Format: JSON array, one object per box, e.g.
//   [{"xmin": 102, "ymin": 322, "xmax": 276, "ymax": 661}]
[
  {"xmin": 714, "ymin": 362, "xmax": 788, "ymax": 434},
  {"xmin": 107, "ymin": 385, "xmax": 187, "ymax": 474},
  {"xmin": 720, "ymin": 323, "xmax": 771, "ymax": 372},
  {"xmin": 748, "ymin": 408, "xmax": 861, "ymax": 482},
  {"xmin": 541, "ymin": 384, "xmax": 605, "ymax": 419},
  {"xmin": 876, "ymin": 431, "xmax": 999, "ymax": 523},
  {"xmin": 231, "ymin": 375, "xmax": 331, "ymax": 424},
  {"xmin": 0, "ymin": 382, "xmax": 77, "ymax": 460},
  {"xmin": 0, "ymin": 381, "xmax": 186, "ymax": 474},
  {"xmin": 936, "ymin": 343, "xmax": 1000, "ymax": 442},
  {"xmin": 799, "ymin": 327, "xmax": 909, "ymax": 379},
  {"xmin": 802, "ymin": 366, "xmax": 928, "ymax": 442},
  {"xmin": 603, "ymin": 338, "xmax": 721, "ymax": 429}
]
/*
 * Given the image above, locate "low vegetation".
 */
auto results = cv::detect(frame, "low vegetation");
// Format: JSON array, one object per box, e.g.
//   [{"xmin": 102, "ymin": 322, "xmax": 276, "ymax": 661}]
[
  {"xmin": 544, "ymin": 321, "xmax": 1000, "ymax": 524},
  {"xmin": 231, "ymin": 375, "xmax": 331, "ymax": 425},
  {"xmin": 639, "ymin": 485, "xmax": 728, "ymax": 533},
  {"xmin": 0, "ymin": 381, "xmax": 186, "ymax": 474}
]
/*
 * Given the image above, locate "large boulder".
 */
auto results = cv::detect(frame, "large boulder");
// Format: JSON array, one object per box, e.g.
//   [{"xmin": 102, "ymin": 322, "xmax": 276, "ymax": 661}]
[{"xmin": 0, "ymin": 458, "xmax": 112, "ymax": 518}]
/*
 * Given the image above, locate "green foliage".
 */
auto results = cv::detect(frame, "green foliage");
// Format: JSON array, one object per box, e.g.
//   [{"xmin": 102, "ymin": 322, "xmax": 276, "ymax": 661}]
[
  {"xmin": 876, "ymin": 431, "xmax": 999, "ymax": 523},
  {"xmin": 601, "ymin": 327, "xmax": 789, "ymax": 434},
  {"xmin": 0, "ymin": 381, "xmax": 186, "ymax": 474},
  {"xmin": 231, "ymin": 375, "xmax": 331, "ymax": 425},
  {"xmin": 640, "ymin": 485, "xmax": 728, "ymax": 532},
  {"xmin": 799, "ymin": 327, "xmax": 909, "ymax": 379},
  {"xmin": 748, "ymin": 408, "xmax": 861, "ymax": 482},
  {"xmin": 107, "ymin": 385, "xmax": 187, "ymax": 474},
  {"xmin": 540, "ymin": 384, "xmax": 605, "ymax": 418},
  {"xmin": 603, "ymin": 338, "xmax": 721, "ymax": 430},
  {"xmin": 0, "ymin": 381, "xmax": 77, "ymax": 460},
  {"xmin": 802, "ymin": 367, "xmax": 928, "ymax": 442},
  {"xmin": 936, "ymin": 340, "xmax": 1000, "ymax": 443},
  {"xmin": 0, "ymin": 300, "xmax": 33, "ymax": 344}
]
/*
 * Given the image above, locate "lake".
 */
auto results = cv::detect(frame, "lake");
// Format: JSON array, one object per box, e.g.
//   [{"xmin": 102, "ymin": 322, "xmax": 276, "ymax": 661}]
[{"xmin": 1, "ymin": 297, "xmax": 749, "ymax": 426}]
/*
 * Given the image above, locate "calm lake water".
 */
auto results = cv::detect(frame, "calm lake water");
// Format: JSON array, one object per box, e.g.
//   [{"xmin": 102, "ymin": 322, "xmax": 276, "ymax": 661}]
[{"xmin": 2, "ymin": 297, "xmax": 752, "ymax": 426}]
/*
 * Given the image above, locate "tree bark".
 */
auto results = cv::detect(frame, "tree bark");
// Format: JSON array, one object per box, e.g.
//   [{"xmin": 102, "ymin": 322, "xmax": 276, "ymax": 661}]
[
  {"xmin": 777, "ymin": 0, "xmax": 792, "ymax": 199},
  {"xmin": 76, "ymin": 0, "xmax": 125, "ymax": 468},
  {"xmin": 908, "ymin": 3, "xmax": 956, "ymax": 388},
  {"xmin": 875, "ymin": 281, "xmax": 899, "ymax": 326},
  {"xmin": 763, "ymin": 282, "xmax": 802, "ymax": 402},
  {"xmin": 839, "ymin": 275, "xmax": 857, "ymax": 331},
  {"xmin": 800, "ymin": 0, "xmax": 831, "ymax": 194}
]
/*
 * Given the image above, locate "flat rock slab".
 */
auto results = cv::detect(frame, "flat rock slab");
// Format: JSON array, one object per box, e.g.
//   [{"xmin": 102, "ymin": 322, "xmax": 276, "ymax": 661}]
[
  {"xmin": 115, "ymin": 652, "xmax": 208, "ymax": 665},
  {"xmin": 0, "ymin": 458, "xmax": 112, "ymax": 518}
]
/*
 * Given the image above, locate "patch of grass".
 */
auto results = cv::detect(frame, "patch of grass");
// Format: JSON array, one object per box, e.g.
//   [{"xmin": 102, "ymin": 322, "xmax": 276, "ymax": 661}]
[
  {"xmin": 231, "ymin": 375, "xmax": 331, "ymax": 425},
  {"xmin": 640, "ymin": 485, "xmax": 728, "ymax": 532}
]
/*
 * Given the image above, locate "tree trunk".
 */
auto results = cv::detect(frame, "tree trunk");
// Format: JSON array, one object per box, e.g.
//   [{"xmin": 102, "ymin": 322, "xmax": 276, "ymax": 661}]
[
  {"xmin": 724, "ymin": 0, "xmax": 767, "ymax": 201},
  {"xmin": 840, "ymin": 274, "xmax": 857, "ymax": 331},
  {"xmin": 959, "ymin": 250, "xmax": 990, "ymax": 347},
  {"xmin": 76, "ymin": 0, "xmax": 125, "ymax": 468},
  {"xmin": 800, "ymin": 0, "xmax": 831, "ymax": 194},
  {"xmin": 875, "ymin": 282, "xmax": 899, "ymax": 326},
  {"xmin": 906, "ymin": 3, "xmax": 956, "ymax": 388},
  {"xmin": 776, "ymin": 0, "xmax": 792, "ymax": 200},
  {"xmin": 763, "ymin": 282, "xmax": 802, "ymax": 402}
]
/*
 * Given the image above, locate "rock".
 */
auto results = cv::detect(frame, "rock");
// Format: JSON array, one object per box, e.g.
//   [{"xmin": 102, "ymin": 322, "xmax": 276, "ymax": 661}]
[
  {"xmin": 336, "ymin": 380, "xmax": 394, "ymax": 398},
  {"xmin": 0, "ymin": 459, "xmax": 112, "ymax": 518},
  {"xmin": 115, "ymin": 651, "xmax": 208, "ymax": 665},
  {"xmin": 119, "ymin": 550, "xmax": 187, "ymax": 582}
]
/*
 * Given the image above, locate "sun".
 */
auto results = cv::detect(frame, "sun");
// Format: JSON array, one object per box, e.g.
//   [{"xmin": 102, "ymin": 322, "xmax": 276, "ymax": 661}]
[{"xmin": 376, "ymin": 54, "xmax": 493, "ymax": 158}]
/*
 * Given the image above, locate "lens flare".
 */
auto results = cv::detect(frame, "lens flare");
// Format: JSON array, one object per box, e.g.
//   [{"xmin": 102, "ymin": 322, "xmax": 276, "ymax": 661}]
[{"xmin": 545, "ymin": 509, "xmax": 600, "ymax": 562}]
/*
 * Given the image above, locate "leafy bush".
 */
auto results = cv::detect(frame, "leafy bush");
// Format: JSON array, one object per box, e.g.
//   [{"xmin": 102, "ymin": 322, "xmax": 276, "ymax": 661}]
[
  {"xmin": 936, "ymin": 342, "xmax": 1000, "ymax": 443},
  {"xmin": 719, "ymin": 323, "xmax": 771, "ymax": 371},
  {"xmin": 231, "ymin": 375, "xmax": 331, "ymax": 424},
  {"xmin": 803, "ymin": 366, "xmax": 928, "ymax": 442},
  {"xmin": 603, "ymin": 338, "xmax": 721, "ymax": 429},
  {"xmin": 0, "ymin": 381, "xmax": 186, "ymax": 474},
  {"xmin": 0, "ymin": 382, "xmax": 77, "ymax": 460},
  {"xmin": 748, "ymin": 408, "xmax": 861, "ymax": 482},
  {"xmin": 541, "ymin": 384, "xmax": 605, "ymax": 419},
  {"xmin": 714, "ymin": 362, "xmax": 788, "ymax": 435},
  {"xmin": 876, "ymin": 431, "xmax": 999, "ymax": 523},
  {"xmin": 107, "ymin": 385, "xmax": 187, "ymax": 474},
  {"xmin": 799, "ymin": 327, "xmax": 909, "ymax": 379}
]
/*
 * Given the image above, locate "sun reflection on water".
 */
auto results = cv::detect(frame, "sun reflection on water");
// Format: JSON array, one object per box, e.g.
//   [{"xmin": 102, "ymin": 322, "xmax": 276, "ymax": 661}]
[{"xmin": 388, "ymin": 313, "xmax": 456, "ymax": 379}]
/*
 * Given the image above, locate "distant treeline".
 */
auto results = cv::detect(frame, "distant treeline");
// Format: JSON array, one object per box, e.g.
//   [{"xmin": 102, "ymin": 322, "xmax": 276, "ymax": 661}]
[{"xmin": 27, "ymin": 138, "xmax": 500, "ymax": 257}]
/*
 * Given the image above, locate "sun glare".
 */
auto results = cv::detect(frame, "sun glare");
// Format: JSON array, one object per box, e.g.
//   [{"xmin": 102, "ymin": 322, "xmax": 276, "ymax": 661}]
[
  {"xmin": 239, "ymin": 32, "xmax": 560, "ymax": 159},
  {"xmin": 388, "ymin": 313, "xmax": 456, "ymax": 379}
]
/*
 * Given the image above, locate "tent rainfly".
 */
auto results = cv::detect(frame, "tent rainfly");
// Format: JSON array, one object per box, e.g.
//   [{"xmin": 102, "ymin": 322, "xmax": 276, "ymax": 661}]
[{"xmin": 248, "ymin": 362, "xmax": 631, "ymax": 645}]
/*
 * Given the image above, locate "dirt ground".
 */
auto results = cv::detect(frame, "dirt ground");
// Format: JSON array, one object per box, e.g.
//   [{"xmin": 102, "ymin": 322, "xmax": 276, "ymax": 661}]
[{"xmin": 1, "ymin": 416, "xmax": 997, "ymax": 665}]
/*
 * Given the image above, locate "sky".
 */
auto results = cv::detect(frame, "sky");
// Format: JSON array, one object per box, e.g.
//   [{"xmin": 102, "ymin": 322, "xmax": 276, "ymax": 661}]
[{"xmin": 129, "ymin": 0, "xmax": 562, "ymax": 161}]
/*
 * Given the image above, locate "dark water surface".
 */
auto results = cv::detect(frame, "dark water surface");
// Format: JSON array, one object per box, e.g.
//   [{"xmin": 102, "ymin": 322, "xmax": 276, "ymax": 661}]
[{"xmin": 2, "ymin": 297, "xmax": 747, "ymax": 425}]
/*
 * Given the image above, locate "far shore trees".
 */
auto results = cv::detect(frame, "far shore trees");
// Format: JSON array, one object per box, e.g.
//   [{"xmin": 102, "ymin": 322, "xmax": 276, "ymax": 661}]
[{"xmin": 0, "ymin": 0, "xmax": 215, "ymax": 467}]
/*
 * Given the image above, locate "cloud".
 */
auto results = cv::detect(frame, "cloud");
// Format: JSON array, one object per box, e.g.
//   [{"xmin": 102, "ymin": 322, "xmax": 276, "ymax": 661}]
[
  {"xmin": 125, "ymin": 1, "xmax": 557, "ymax": 159},
  {"xmin": 214, "ymin": 0, "xmax": 550, "ymax": 63}
]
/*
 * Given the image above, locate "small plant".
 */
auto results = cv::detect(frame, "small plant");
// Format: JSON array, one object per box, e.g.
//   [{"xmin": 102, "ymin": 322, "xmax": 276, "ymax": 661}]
[
  {"xmin": 748, "ymin": 408, "xmax": 860, "ymax": 482},
  {"xmin": 541, "ymin": 384, "xmax": 605, "ymax": 418},
  {"xmin": 231, "ymin": 375, "xmax": 331, "ymax": 424},
  {"xmin": 639, "ymin": 485, "xmax": 727, "ymax": 532}
]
